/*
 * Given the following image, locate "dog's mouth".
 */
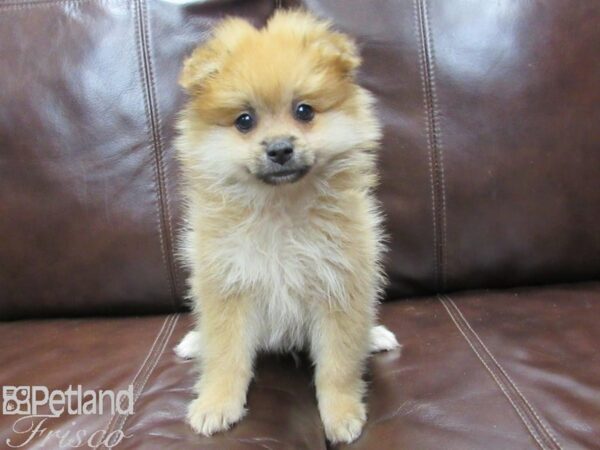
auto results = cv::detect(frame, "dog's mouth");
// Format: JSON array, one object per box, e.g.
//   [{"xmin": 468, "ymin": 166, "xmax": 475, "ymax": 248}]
[{"xmin": 257, "ymin": 166, "xmax": 311, "ymax": 185}]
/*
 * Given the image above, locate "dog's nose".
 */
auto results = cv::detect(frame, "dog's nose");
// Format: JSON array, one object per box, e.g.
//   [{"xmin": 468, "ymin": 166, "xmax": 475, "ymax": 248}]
[{"xmin": 266, "ymin": 139, "xmax": 294, "ymax": 165}]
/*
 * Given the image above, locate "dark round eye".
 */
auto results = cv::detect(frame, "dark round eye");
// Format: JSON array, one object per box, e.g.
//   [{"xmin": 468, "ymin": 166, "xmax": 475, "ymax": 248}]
[
  {"xmin": 294, "ymin": 103, "xmax": 314, "ymax": 122},
  {"xmin": 235, "ymin": 113, "xmax": 254, "ymax": 132}
]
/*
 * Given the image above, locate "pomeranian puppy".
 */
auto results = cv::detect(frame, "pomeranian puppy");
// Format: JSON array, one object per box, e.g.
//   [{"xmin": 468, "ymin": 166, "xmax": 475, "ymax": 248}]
[{"xmin": 174, "ymin": 10, "xmax": 399, "ymax": 444}]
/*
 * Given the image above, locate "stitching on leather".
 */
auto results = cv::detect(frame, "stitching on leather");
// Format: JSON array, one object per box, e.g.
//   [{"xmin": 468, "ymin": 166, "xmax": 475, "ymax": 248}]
[
  {"xmin": 422, "ymin": 0, "xmax": 447, "ymax": 290},
  {"xmin": 439, "ymin": 295, "xmax": 562, "ymax": 450},
  {"xmin": 134, "ymin": 0, "xmax": 179, "ymax": 308},
  {"xmin": 443, "ymin": 295, "xmax": 563, "ymax": 449},
  {"xmin": 99, "ymin": 313, "xmax": 176, "ymax": 449},
  {"xmin": 99, "ymin": 315, "xmax": 172, "ymax": 444},
  {"xmin": 106, "ymin": 313, "xmax": 180, "ymax": 445},
  {"xmin": 0, "ymin": 0, "xmax": 124, "ymax": 12},
  {"xmin": 414, "ymin": 0, "xmax": 447, "ymax": 290},
  {"xmin": 438, "ymin": 297, "xmax": 546, "ymax": 449},
  {"xmin": 139, "ymin": 0, "xmax": 182, "ymax": 302},
  {"xmin": 100, "ymin": 314, "xmax": 174, "ymax": 444},
  {"xmin": 413, "ymin": 0, "xmax": 439, "ymax": 289},
  {"xmin": 0, "ymin": 0, "xmax": 98, "ymax": 12},
  {"xmin": 447, "ymin": 297, "xmax": 564, "ymax": 449}
]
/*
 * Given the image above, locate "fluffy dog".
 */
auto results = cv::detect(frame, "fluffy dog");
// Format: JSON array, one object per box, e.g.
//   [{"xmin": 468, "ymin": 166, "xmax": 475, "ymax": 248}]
[{"xmin": 174, "ymin": 10, "xmax": 399, "ymax": 444}]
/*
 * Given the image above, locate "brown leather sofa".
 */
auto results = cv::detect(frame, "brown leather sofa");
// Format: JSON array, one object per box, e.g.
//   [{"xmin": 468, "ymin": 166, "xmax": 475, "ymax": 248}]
[{"xmin": 1, "ymin": 0, "xmax": 599, "ymax": 449}]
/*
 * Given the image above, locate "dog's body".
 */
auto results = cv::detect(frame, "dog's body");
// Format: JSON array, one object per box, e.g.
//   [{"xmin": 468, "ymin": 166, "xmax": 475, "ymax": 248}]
[{"xmin": 175, "ymin": 10, "xmax": 399, "ymax": 443}]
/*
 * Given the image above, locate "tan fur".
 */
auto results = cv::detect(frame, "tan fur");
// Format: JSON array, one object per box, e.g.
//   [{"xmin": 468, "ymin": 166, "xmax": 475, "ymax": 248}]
[{"xmin": 175, "ymin": 10, "xmax": 397, "ymax": 444}]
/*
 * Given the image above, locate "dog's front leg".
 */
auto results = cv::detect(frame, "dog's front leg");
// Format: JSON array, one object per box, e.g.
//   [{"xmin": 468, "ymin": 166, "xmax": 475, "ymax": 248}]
[
  {"xmin": 187, "ymin": 291, "xmax": 255, "ymax": 436},
  {"xmin": 311, "ymin": 303, "xmax": 372, "ymax": 444}
]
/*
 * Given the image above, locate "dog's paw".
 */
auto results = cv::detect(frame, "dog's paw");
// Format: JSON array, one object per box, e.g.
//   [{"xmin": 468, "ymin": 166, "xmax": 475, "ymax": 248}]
[
  {"xmin": 321, "ymin": 399, "xmax": 367, "ymax": 444},
  {"xmin": 186, "ymin": 396, "xmax": 246, "ymax": 436},
  {"xmin": 174, "ymin": 331, "xmax": 201, "ymax": 359},
  {"xmin": 370, "ymin": 325, "xmax": 401, "ymax": 353}
]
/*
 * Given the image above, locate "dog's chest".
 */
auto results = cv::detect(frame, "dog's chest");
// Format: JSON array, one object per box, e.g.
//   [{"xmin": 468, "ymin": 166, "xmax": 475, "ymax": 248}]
[
  {"xmin": 222, "ymin": 210, "xmax": 341, "ymax": 292},
  {"xmin": 216, "ymin": 208, "xmax": 346, "ymax": 349}
]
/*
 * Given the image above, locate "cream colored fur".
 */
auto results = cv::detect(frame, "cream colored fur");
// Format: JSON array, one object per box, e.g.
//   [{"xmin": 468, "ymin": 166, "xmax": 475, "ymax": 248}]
[
  {"xmin": 174, "ymin": 10, "xmax": 400, "ymax": 444},
  {"xmin": 175, "ymin": 325, "xmax": 399, "ymax": 360}
]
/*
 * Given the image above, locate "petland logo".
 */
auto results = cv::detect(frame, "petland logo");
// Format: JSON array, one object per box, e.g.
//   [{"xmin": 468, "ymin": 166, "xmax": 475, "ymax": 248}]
[{"xmin": 2, "ymin": 385, "xmax": 134, "ymax": 448}]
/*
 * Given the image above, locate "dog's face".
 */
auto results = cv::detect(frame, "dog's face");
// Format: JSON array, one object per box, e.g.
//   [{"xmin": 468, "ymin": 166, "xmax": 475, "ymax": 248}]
[{"xmin": 179, "ymin": 11, "xmax": 379, "ymax": 188}]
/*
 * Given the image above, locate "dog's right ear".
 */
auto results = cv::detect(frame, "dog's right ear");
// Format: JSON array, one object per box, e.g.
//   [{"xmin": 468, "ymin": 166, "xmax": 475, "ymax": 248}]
[{"xmin": 179, "ymin": 18, "xmax": 256, "ymax": 93}]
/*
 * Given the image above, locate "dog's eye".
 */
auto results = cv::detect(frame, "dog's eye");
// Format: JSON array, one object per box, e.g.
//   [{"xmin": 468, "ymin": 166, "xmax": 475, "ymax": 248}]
[
  {"xmin": 235, "ymin": 113, "xmax": 254, "ymax": 133},
  {"xmin": 294, "ymin": 104, "xmax": 314, "ymax": 122}
]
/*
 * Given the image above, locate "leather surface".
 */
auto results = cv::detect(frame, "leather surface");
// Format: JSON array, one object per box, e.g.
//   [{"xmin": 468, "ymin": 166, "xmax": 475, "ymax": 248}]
[
  {"xmin": 303, "ymin": 0, "xmax": 600, "ymax": 295},
  {"xmin": 1, "ymin": 0, "xmax": 599, "ymax": 318},
  {"xmin": 0, "ymin": 0, "xmax": 276, "ymax": 319},
  {"xmin": 1, "ymin": 284, "xmax": 599, "ymax": 449},
  {"xmin": 347, "ymin": 283, "xmax": 600, "ymax": 450}
]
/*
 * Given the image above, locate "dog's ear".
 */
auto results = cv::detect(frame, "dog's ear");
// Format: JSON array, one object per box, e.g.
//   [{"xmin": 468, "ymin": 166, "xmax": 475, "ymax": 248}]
[
  {"xmin": 314, "ymin": 29, "xmax": 361, "ymax": 77},
  {"xmin": 267, "ymin": 10, "xmax": 361, "ymax": 77},
  {"xmin": 179, "ymin": 18, "xmax": 256, "ymax": 92}
]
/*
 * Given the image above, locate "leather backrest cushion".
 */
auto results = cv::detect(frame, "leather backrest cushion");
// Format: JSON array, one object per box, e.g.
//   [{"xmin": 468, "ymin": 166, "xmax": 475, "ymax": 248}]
[
  {"xmin": 0, "ymin": 0, "xmax": 275, "ymax": 318},
  {"xmin": 1, "ymin": 0, "xmax": 598, "ymax": 318},
  {"xmin": 305, "ymin": 0, "xmax": 600, "ymax": 296}
]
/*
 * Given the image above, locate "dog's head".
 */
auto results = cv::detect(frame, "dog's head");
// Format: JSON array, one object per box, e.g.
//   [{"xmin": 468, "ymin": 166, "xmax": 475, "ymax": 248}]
[{"xmin": 178, "ymin": 10, "xmax": 380, "ymax": 189}]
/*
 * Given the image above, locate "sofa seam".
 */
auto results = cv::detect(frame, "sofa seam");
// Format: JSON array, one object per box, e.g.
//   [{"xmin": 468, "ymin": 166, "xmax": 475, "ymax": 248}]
[
  {"xmin": 134, "ymin": 0, "xmax": 179, "ymax": 309},
  {"xmin": 99, "ymin": 314, "xmax": 169, "ymax": 438},
  {"xmin": 439, "ymin": 295, "xmax": 562, "ymax": 450},
  {"xmin": 438, "ymin": 296, "xmax": 545, "ymax": 449},
  {"xmin": 99, "ymin": 313, "xmax": 179, "ymax": 449},
  {"xmin": 139, "ymin": 0, "xmax": 182, "ymax": 301},
  {"xmin": 414, "ymin": 0, "xmax": 447, "ymax": 291},
  {"xmin": 423, "ymin": 0, "xmax": 448, "ymax": 291},
  {"xmin": 413, "ymin": 0, "xmax": 438, "ymax": 290},
  {"xmin": 445, "ymin": 295, "xmax": 563, "ymax": 449},
  {"xmin": 107, "ymin": 313, "xmax": 179, "ymax": 445},
  {"xmin": 0, "ymin": 0, "xmax": 92, "ymax": 12},
  {"xmin": 0, "ymin": 0, "xmax": 113, "ymax": 12}
]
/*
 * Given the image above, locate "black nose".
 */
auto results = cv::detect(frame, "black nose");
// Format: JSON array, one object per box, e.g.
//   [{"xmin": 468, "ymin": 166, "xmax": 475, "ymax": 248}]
[{"xmin": 266, "ymin": 139, "xmax": 294, "ymax": 165}]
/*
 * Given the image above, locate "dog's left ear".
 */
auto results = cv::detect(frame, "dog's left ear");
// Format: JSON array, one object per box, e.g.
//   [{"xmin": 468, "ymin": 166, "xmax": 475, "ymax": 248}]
[
  {"xmin": 267, "ymin": 10, "xmax": 361, "ymax": 78},
  {"xmin": 314, "ymin": 30, "xmax": 361, "ymax": 77}
]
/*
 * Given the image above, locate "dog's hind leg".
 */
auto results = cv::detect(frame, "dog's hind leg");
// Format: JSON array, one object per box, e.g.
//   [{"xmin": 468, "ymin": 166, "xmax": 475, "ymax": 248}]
[
  {"xmin": 369, "ymin": 325, "xmax": 400, "ymax": 353},
  {"xmin": 174, "ymin": 330, "xmax": 201, "ymax": 359},
  {"xmin": 175, "ymin": 326, "xmax": 399, "ymax": 359}
]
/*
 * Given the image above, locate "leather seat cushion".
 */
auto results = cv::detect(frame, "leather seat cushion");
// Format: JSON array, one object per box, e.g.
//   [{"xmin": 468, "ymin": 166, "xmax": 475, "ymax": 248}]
[{"xmin": 2, "ymin": 282, "xmax": 599, "ymax": 449}]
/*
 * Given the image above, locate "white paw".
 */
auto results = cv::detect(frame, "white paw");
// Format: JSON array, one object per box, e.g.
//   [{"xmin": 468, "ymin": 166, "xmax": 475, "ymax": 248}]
[
  {"xmin": 322, "ymin": 401, "xmax": 367, "ymax": 444},
  {"xmin": 370, "ymin": 325, "xmax": 400, "ymax": 353},
  {"xmin": 174, "ymin": 331, "xmax": 201, "ymax": 359},
  {"xmin": 187, "ymin": 397, "xmax": 246, "ymax": 436}
]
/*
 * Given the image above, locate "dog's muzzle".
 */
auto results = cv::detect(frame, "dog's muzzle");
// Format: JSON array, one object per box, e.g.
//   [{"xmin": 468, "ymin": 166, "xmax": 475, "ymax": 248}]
[{"xmin": 257, "ymin": 137, "xmax": 311, "ymax": 185}]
